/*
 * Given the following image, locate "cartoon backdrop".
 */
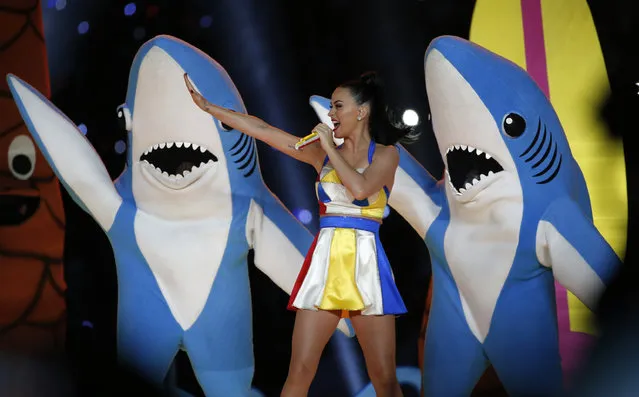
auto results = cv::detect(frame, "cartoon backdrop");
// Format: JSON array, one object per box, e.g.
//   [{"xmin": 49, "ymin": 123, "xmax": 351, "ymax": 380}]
[
  {"xmin": 1, "ymin": 1, "xmax": 632, "ymax": 396},
  {"xmin": 0, "ymin": 0, "xmax": 66, "ymax": 353}
]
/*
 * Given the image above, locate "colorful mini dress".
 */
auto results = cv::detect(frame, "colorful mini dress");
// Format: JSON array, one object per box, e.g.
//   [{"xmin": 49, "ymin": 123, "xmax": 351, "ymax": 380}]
[{"xmin": 287, "ymin": 141, "xmax": 407, "ymax": 317}]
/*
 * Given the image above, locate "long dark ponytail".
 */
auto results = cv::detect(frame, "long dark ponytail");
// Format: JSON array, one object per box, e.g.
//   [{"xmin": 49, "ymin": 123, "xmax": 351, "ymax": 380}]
[{"xmin": 339, "ymin": 71, "xmax": 420, "ymax": 146}]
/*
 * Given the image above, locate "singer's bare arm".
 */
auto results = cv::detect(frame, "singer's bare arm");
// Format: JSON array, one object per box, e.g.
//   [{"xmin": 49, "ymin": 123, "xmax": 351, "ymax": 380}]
[{"xmin": 184, "ymin": 74, "xmax": 325, "ymax": 172}]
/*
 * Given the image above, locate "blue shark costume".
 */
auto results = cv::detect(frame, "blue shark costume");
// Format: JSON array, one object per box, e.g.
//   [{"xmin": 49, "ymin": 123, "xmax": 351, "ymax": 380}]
[
  {"xmin": 310, "ymin": 36, "xmax": 622, "ymax": 397},
  {"xmin": 7, "ymin": 35, "xmax": 352, "ymax": 396}
]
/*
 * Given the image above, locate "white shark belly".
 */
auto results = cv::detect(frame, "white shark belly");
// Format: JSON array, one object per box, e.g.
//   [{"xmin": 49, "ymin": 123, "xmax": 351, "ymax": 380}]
[
  {"xmin": 134, "ymin": 211, "xmax": 232, "ymax": 330},
  {"xmin": 444, "ymin": 201, "xmax": 523, "ymax": 343}
]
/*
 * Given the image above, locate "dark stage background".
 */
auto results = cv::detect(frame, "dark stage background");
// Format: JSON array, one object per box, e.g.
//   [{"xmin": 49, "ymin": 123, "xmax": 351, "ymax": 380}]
[{"xmin": 1, "ymin": 0, "xmax": 637, "ymax": 396}]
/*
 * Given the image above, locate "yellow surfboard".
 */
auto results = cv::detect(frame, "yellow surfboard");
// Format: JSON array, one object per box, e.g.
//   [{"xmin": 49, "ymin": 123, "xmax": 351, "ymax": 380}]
[{"xmin": 470, "ymin": 0, "xmax": 627, "ymax": 378}]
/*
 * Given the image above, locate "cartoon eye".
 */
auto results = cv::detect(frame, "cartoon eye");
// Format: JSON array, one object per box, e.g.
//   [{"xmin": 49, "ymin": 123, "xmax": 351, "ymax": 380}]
[
  {"xmin": 8, "ymin": 135, "xmax": 36, "ymax": 180},
  {"xmin": 503, "ymin": 113, "xmax": 526, "ymax": 137},
  {"xmin": 116, "ymin": 104, "xmax": 133, "ymax": 132}
]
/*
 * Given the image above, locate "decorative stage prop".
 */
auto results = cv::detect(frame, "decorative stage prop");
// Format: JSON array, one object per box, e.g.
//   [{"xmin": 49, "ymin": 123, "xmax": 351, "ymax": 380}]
[
  {"xmin": 469, "ymin": 0, "xmax": 628, "ymax": 383},
  {"xmin": 0, "ymin": 0, "xmax": 67, "ymax": 353},
  {"xmin": 7, "ymin": 34, "xmax": 352, "ymax": 396},
  {"xmin": 311, "ymin": 33, "xmax": 622, "ymax": 396}
]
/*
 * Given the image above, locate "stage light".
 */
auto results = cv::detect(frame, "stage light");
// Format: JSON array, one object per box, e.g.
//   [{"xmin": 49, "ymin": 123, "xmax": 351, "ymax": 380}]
[
  {"xmin": 55, "ymin": 0, "xmax": 66, "ymax": 11},
  {"xmin": 77, "ymin": 21, "xmax": 89, "ymax": 35},
  {"xmin": 383, "ymin": 205, "xmax": 390, "ymax": 219},
  {"xmin": 133, "ymin": 27, "xmax": 146, "ymax": 40},
  {"xmin": 402, "ymin": 109, "xmax": 419, "ymax": 126},
  {"xmin": 294, "ymin": 208, "xmax": 312, "ymax": 225},
  {"xmin": 114, "ymin": 140, "xmax": 127, "ymax": 154},
  {"xmin": 124, "ymin": 3, "xmax": 137, "ymax": 17},
  {"xmin": 77, "ymin": 123, "xmax": 87, "ymax": 135},
  {"xmin": 200, "ymin": 15, "xmax": 213, "ymax": 28}
]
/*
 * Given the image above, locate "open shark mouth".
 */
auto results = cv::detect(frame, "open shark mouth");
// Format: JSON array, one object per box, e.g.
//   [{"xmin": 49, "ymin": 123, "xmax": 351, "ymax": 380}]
[
  {"xmin": 0, "ymin": 194, "xmax": 40, "ymax": 225},
  {"xmin": 446, "ymin": 144, "xmax": 504, "ymax": 195},
  {"xmin": 140, "ymin": 141, "xmax": 217, "ymax": 183}
]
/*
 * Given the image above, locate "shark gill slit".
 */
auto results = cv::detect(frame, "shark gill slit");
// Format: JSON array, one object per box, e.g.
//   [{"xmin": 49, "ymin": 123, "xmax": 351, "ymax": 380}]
[
  {"xmin": 231, "ymin": 134, "xmax": 257, "ymax": 177},
  {"xmin": 531, "ymin": 127, "xmax": 554, "ymax": 169},
  {"xmin": 520, "ymin": 119, "xmax": 542, "ymax": 158},
  {"xmin": 230, "ymin": 134, "xmax": 248, "ymax": 155},
  {"xmin": 534, "ymin": 146, "xmax": 562, "ymax": 184},
  {"xmin": 524, "ymin": 124, "xmax": 547, "ymax": 163}
]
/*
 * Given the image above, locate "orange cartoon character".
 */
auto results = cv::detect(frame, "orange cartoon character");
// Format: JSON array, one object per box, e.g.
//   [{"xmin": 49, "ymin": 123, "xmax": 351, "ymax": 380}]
[{"xmin": 0, "ymin": 0, "xmax": 66, "ymax": 353}]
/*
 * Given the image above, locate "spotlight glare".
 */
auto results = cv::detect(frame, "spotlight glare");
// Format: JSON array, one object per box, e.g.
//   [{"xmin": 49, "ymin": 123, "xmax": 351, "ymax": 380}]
[
  {"xmin": 77, "ymin": 123, "xmax": 87, "ymax": 135},
  {"xmin": 294, "ymin": 209, "xmax": 313, "ymax": 225},
  {"xmin": 114, "ymin": 140, "xmax": 127, "ymax": 154},
  {"xmin": 200, "ymin": 15, "xmax": 213, "ymax": 28},
  {"xmin": 402, "ymin": 109, "xmax": 419, "ymax": 126},
  {"xmin": 77, "ymin": 21, "xmax": 89, "ymax": 35},
  {"xmin": 124, "ymin": 3, "xmax": 137, "ymax": 16}
]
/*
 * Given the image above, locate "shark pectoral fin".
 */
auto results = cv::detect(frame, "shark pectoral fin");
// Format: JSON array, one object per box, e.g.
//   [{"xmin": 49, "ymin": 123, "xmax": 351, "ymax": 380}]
[
  {"xmin": 389, "ymin": 146, "xmax": 443, "ymax": 239},
  {"xmin": 247, "ymin": 196, "xmax": 311, "ymax": 296},
  {"xmin": 7, "ymin": 74, "xmax": 122, "ymax": 231},
  {"xmin": 309, "ymin": 95, "xmax": 333, "ymax": 127},
  {"xmin": 536, "ymin": 198, "xmax": 623, "ymax": 310},
  {"xmin": 248, "ymin": 195, "xmax": 356, "ymax": 338}
]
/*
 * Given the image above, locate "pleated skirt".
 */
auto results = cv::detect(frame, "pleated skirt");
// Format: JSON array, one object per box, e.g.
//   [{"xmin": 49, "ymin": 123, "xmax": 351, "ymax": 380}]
[{"xmin": 287, "ymin": 216, "xmax": 407, "ymax": 317}]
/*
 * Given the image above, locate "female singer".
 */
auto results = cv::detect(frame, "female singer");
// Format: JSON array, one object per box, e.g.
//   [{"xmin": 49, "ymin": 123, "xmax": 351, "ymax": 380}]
[{"xmin": 185, "ymin": 71, "xmax": 418, "ymax": 397}]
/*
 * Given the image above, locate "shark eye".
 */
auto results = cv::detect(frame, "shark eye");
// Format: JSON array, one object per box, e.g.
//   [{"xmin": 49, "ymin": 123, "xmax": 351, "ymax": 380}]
[
  {"xmin": 503, "ymin": 113, "xmax": 526, "ymax": 138},
  {"xmin": 8, "ymin": 135, "xmax": 36, "ymax": 180},
  {"xmin": 116, "ymin": 104, "xmax": 132, "ymax": 132}
]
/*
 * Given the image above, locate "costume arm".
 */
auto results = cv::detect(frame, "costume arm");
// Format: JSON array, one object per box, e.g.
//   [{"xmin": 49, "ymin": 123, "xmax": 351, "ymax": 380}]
[
  {"xmin": 7, "ymin": 74, "xmax": 121, "ymax": 231},
  {"xmin": 389, "ymin": 146, "xmax": 444, "ymax": 239},
  {"xmin": 536, "ymin": 198, "xmax": 623, "ymax": 310},
  {"xmin": 246, "ymin": 195, "xmax": 355, "ymax": 337}
]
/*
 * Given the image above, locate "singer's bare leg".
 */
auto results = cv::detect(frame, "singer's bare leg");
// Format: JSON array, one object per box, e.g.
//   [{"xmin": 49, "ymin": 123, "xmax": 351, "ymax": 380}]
[
  {"xmin": 281, "ymin": 310, "xmax": 340, "ymax": 397},
  {"xmin": 351, "ymin": 314, "xmax": 403, "ymax": 397}
]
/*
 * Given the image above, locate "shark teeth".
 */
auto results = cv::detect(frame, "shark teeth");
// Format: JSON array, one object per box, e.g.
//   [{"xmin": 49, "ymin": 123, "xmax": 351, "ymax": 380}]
[
  {"xmin": 139, "ymin": 140, "xmax": 218, "ymax": 184},
  {"xmin": 445, "ymin": 144, "xmax": 503, "ymax": 196},
  {"xmin": 448, "ymin": 170, "xmax": 497, "ymax": 196},
  {"xmin": 143, "ymin": 141, "xmax": 207, "ymax": 156},
  {"xmin": 142, "ymin": 158, "xmax": 216, "ymax": 182},
  {"xmin": 446, "ymin": 144, "xmax": 492, "ymax": 160}
]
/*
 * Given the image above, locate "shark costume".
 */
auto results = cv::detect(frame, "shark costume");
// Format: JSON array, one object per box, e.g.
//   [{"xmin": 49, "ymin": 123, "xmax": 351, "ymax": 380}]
[
  {"xmin": 309, "ymin": 35, "xmax": 622, "ymax": 396},
  {"xmin": 7, "ymin": 35, "xmax": 352, "ymax": 396}
]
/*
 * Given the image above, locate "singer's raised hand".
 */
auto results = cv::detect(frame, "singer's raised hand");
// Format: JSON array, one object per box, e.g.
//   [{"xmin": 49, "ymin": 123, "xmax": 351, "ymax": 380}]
[
  {"xmin": 184, "ymin": 73, "xmax": 211, "ymax": 111},
  {"xmin": 184, "ymin": 73, "xmax": 326, "ymax": 171},
  {"xmin": 314, "ymin": 123, "xmax": 335, "ymax": 151}
]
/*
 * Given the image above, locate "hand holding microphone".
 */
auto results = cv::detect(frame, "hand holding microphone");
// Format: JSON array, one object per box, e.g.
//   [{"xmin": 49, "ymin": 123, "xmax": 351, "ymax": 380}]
[{"xmin": 294, "ymin": 123, "xmax": 335, "ymax": 151}]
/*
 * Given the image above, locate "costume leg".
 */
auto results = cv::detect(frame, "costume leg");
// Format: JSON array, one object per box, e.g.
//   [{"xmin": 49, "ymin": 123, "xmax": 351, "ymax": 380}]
[
  {"xmin": 422, "ymin": 286, "xmax": 487, "ymax": 397},
  {"xmin": 116, "ymin": 297, "xmax": 183, "ymax": 389},
  {"xmin": 484, "ymin": 279, "xmax": 563, "ymax": 396},
  {"xmin": 184, "ymin": 328, "xmax": 254, "ymax": 397},
  {"xmin": 183, "ymin": 262, "xmax": 255, "ymax": 397}
]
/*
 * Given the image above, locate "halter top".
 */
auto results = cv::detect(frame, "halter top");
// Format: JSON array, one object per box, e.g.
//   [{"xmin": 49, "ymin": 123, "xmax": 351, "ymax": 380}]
[{"xmin": 315, "ymin": 141, "xmax": 390, "ymax": 221}]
